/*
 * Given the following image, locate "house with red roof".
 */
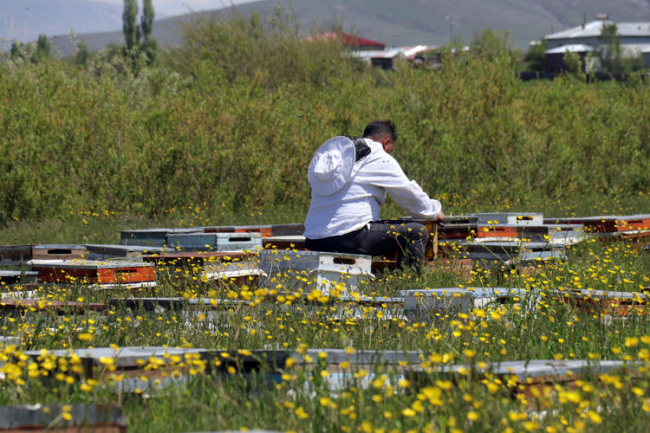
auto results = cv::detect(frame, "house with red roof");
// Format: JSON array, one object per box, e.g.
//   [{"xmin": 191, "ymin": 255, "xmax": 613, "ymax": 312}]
[{"xmin": 306, "ymin": 31, "xmax": 386, "ymax": 51}]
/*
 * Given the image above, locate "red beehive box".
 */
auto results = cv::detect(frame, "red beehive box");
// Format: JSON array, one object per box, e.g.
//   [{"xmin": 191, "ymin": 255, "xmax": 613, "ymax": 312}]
[
  {"xmin": 29, "ymin": 260, "xmax": 156, "ymax": 287},
  {"xmin": 203, "ymin": 225, "xmax": 274, "ymax": 238}
]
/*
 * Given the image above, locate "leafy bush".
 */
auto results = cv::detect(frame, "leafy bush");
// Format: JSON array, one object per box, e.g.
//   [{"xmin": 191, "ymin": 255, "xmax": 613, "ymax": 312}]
[{"xmin": 0, "ymin": 9, "xmax": 649, "ymax": 227}]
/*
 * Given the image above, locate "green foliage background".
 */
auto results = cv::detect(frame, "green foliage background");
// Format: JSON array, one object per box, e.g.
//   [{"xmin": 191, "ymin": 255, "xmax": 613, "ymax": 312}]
[{"xmin": 0, "ymin": 10, "xmax": 649, "ymax": 228}]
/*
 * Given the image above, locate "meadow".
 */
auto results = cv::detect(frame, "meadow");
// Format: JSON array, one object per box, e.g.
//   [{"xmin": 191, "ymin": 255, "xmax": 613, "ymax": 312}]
[{"xmin": 0, "ymin": 8, "xmax": 649, "ymax": 433}]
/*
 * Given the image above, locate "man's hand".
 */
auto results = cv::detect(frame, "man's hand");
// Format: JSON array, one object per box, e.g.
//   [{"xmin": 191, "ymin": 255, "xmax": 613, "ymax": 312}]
[{"xmin": 437, "ymin": 211, "xmax": 445, "ymax": 222}]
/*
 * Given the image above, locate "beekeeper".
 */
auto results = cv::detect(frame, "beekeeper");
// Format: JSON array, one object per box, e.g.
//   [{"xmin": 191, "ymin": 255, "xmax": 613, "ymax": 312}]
[{"xmin": 304, "ymin": 120, "xmax": 445, "ymax": 270}]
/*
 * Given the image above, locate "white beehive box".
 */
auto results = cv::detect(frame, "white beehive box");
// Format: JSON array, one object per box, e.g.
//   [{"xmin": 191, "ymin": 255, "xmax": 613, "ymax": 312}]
[{"xmin": 258, "ymin": 250, "xmax": 374, "ymax": 295}]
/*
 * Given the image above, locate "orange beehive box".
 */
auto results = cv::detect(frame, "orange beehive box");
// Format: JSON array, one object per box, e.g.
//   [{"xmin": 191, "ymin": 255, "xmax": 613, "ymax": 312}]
[{"xmin": 28, "ymin": 260, "xmax": 156, "ymax": 286}]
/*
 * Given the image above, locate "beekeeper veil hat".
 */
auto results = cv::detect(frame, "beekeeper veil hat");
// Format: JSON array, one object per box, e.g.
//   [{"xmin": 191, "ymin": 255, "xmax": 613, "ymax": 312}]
[{"xmin": 308, "ymin": 136, "xmax": 356, "ymax": 197}]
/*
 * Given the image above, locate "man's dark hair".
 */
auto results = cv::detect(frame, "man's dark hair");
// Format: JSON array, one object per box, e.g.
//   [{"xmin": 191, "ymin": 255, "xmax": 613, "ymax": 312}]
[{"xmin": 363, "ymin": 120, "xmax": 397, "ymax": 143}]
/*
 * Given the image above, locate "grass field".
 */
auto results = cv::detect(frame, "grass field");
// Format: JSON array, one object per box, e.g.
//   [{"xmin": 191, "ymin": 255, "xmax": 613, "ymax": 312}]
[{"xmin": 1, "ymin": 216, "xmax": 649, "ymax": 431}]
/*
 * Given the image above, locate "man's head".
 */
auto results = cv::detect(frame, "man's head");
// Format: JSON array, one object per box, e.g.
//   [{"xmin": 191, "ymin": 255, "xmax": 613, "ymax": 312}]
[{"xmin": 363, "ymin": 120, "xmax": 397, "ymax": 154}]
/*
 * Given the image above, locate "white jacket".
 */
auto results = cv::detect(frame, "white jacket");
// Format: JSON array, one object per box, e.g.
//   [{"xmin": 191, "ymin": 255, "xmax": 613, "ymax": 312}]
[{"xmin": 304, "ymin": 137, "xmax": 441, "ymax": 239}]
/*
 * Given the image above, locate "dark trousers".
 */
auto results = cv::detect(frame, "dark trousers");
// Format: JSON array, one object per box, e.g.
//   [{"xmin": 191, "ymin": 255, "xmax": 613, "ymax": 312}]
[{"xmin": 305, "ymin": 220, "xmax": 429, "ymax": 271}]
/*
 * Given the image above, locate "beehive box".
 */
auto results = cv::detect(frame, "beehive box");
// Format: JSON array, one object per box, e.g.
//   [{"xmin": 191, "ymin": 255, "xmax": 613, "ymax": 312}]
[
  {"xmin": 412, "ymin": 359, "xmax": 641, "ymax": 406},
  {"xmin": 262, "ymin": 235, "xmax": 307, "ymax": 250},
  {"xmin": 443, "ymin": 215, "xmax": 481, "ymax": 225},
  {"xmin": 518, "ymin": 224, "xmax": 585, "ymax": 245},
  {"xmin": 202, "ymin": 224, "xmax": 273, "ymax": 238},
  {"xmin": 439, "ymin": 224, "xmax": 518, "ymax": 241},
  {"xmin": 0, "ymin": 245, "xmax": 32, "ymax": 266},
  {"xmin": 259, "ymin": 250, "xmax": 374, "ymax": 294},
  {"xmin": 85, "ymin": 244, "xmax": 165, "ymax": 260},
  {"xmin": 397, "ymin": 287, "xmax": 533, "ymax": 321},
  {"xmin": 24, "ymin": 347, "xmax": 210, "ymax": 394},
  {"xmin": 109, "ymin": 294, "xmax": 402, "ymax": 315},
  {"xmin": 470, "ymin": 212, "xmax": 544, "ymax": 226},
  {"xmin": 0, "ymin": 404, "xmax": 126, "ymax": 433},
  {"xmin": 544, "ymin": 214, "xmax": 650, "ymax": 239},
  {"xmin": 29, "ymin": 260, "xmax": 156, "ymax": 288},
  {"xmin": 549, "ymin": 288, "xmax": 650, "ymax": 316},
  {"xmin": 31, "ymin": 244, "xmax": 87, "ymax": 261},
  {"xmin": 0, "ymin": 299, "xmax": 106, "ymax": 319},
  {"xmin": 0, "ymin": 270, "xmax": 38, "ymax": 286},
  {"xmin": 165, "ymin": 232, "xmax": 262, "ymax": 252},
  {"xmin": 425, "ymin": 258, "xmax": 474, "ymax": 280},
  {"xmin": 270, "ymin": 223, "xmax": 305, "ymax": 236},
  {"xmin": 456, "ymin": 241, "xmax": 565, "ymax": 267},
  {"xmin": 120, "ymin": 228, "xmax": 202, "ymax": 246},
  {"xmin": 142, "ymin": 251, "xmax": 258, "ymax": 281}
]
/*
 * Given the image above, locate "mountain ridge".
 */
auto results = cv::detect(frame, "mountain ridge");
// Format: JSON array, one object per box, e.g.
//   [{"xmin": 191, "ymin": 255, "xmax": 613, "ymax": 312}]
[{"xmin": 3, "ymin": 0, "xmax": 650, "ymax": 55}]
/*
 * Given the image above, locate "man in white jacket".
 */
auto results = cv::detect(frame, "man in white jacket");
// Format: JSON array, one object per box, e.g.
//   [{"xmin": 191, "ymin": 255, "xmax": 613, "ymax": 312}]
[{"xmin": 304, "ymin": 120, "xmax": 445, "ymax": 270}]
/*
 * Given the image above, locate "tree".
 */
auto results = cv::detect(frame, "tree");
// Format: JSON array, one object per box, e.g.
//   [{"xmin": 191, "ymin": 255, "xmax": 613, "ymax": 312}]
[
  {"xmin": 31, "ymin": 35, "xmax": 50, "ymax": 64},
  {"xmin": 599, "ymin": 23, "xmax": 623, "ymax": 74},
  {"xmin": 122, "ymin": 0, "xmax": 157, "ymax": 67},
  {"xmin": 10, "ymin": 41, "xmax": 25, "ymax": 61},
  {"xmin": 123, "ymin": 0, "xmax": 139, "ymax": 53},
  {"xmin": 140, "ymin": 0, "xmax": 158, "ymax": 65},
  {"xmin": 471, "ymin": 29, "xmax": 517, "ymax": 59},
  {"xmin": 525, "ymin": 39, "xmax": 547, "ymax": 72},
  {"xmin": 562, "ymin": 51, "xmax": 584, "ymax": 79},
  {"xmin": 76, "ymin": 40, "xmax": 89, "ymax": 67}
]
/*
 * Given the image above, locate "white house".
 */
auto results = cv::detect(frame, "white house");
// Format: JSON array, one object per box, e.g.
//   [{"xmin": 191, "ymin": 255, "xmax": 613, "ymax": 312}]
[{"xmin": 544, "ymin": 18, "xmax": 650, "ymax": 70}]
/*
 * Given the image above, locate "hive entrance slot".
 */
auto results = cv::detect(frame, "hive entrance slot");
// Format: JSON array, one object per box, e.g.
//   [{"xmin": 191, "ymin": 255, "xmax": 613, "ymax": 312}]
[
  {"xmin": 333, "ymin": 258, "xmax": 356, "ymax": 265},
  {"xmin": 230, "ymin": 236, "xmax": 252, "ymax": 242},
  {"xmin": 47, "ymin": 249, "xmax": 72, "ymax": 255}
]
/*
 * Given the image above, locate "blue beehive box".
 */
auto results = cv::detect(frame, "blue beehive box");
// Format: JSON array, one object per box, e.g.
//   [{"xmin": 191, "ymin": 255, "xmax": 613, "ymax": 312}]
[
  {"xmin": 165, "ymin": 232, "xmax": 262, "ymax": 252},
  {"xmin": 120, "ymin": 228, "xmax": 202, "ymax": 246}
]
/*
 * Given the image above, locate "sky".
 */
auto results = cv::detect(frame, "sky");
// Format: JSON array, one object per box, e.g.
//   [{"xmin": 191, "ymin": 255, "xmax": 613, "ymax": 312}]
[{"xmin": 86, "ymin": 0, "xmax": 261, "ymax": 17}]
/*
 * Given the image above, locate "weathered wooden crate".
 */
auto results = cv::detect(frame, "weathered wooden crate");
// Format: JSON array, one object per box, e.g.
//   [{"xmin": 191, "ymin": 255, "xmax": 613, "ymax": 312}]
[
  {"xmin": 544, "ymin": 214, "xmax": 650, "ymax": 239},
  {"xmin": 201, "ymin": 223, "xmax": 304, "ymax": 238},
  {"xmin": 518, "ymin": 224, "xmax": 585, "ymax": 245},
  {"xmin": 259, "ymin": 250, "xmax": 374, "ymax": 294},
  {"xmin": 0, "ymin": 336, "xmax": 20, "ymax": 347},
  {"xmin": 0, "ymin": 299, "xmax": 107, "ymax": 317},
  {"xmin": 450, "ymin": 241, "xmax": 566, "ymax": 267},
  {"xmin": 165, "ymin": 232, "xmax": 262, "ymax": 252},
  {"xmin": 120, "ymin": 228, "xmax": 202, "ymax": 246},
  {"xmin": 470, "ymin": 212, "xmax": 544, "ymax": 226},
  {"xmin": 0, "ymin": 270, "xmax": 38, "ymax": 286},
  {"xmin": 0, "ymin": 404, "xmax": 126, "ymax": 433},
  {"xmin": 238, "ymin": 348, "xmax": 428, "ymax": 391},
  {"xmin": 439, "ymin": 224, "xmax": 518, "ymax": 241},
  {"xmin": 31, "ymin": 245, "xmax": 87, "ymax": 261},
  {"xmin": 202, "ymin": 224, "xmax": 273, "ymax": 238},
  {"xmin": 443, "ymin": 215, "xmax": 481, "ymax": 225},
  {"xmin": 548, "ymin": 288, "xmax": 650, "ymax": 316},
  {"xmin": 411, "ymin": 359, "xmax": 641, "ymax": 404},
  {"xmin": 398, "ymin": 287, "xmax": 534, "ymax": 321},
  {"xmin": 24, "ymin": 347, "xmax": 210, "ymax": 394},
  {"xmin": 142, "ymin": 251, "xmax": 259, "ymax": 281},
  {"xmin": 109, "ymin": 296, "xmax": 406, "ymax": 324},
  {"xmin": 85, "ymin": 244, "xmax": 164, "ymax": 259},
  {"xmin": 262, "ymin": 235, "xmax": 307, "ymax": 250},
  {"xmin": 0, "ymin": 245, "xmax": 32, "ymax": 266},
  {"xmin": 29, "ymin": 260, "xmax": 156, "ymax": 288},
  {"xmin": 425, "ymin": 258, "xmax": 474, "ymax": 280},
  {"xmin": 270, "ymin": 223, "xmax": 305, "ymax": 236}
]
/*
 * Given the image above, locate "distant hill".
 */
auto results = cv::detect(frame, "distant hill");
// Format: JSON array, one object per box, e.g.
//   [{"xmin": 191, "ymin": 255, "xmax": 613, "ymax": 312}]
[
  {"xmin": 5, "ymin": 0, "xmax": 650, "ymax": 56},
  {"xmin": 0, "ymin": 0, "xmax": 122, "ymax": 45}
]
